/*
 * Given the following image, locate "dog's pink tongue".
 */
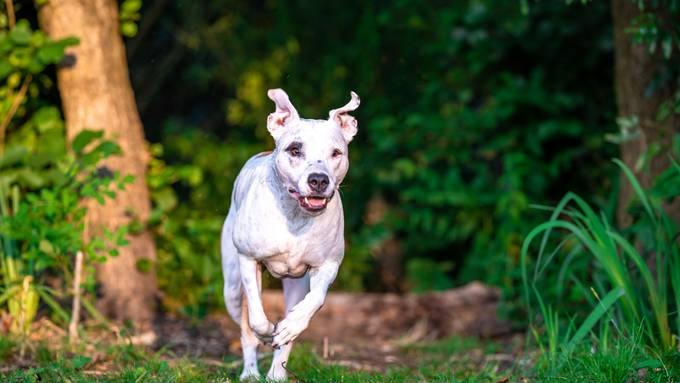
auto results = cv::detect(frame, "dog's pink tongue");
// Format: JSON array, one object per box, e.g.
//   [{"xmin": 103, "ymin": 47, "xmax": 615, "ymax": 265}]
[{"xmin": 308, "ymin": 197, "xmax": 326, "ymax": 208}]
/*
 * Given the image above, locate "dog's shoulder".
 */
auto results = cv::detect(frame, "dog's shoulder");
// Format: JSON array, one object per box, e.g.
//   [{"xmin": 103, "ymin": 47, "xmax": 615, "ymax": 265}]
[
  {"xmin": 231, "ymin": 151, "xmax": 274, "ymax": 208},
  {"xmin": 241, "ymin": 151, "xmax": 273, "ymax": 170},
  {"xmin": 252, "ymin": 150, "xmax": 272, "ymax": 159}
]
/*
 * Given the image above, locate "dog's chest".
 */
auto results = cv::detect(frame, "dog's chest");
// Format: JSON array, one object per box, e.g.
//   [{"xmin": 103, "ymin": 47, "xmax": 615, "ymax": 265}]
[
  {"xmin": 232, "ymin": 184, "xmax": 344, "ymax": 276},
  {"xmin": 261, "ymin": 253, "xmax": 311, "ymax": 278}
]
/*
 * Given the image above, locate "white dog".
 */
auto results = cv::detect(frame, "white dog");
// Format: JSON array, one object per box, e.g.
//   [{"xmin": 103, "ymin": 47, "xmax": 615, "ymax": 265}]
[{"xmin": 221, "ymin": 88, "xmax": 360, "ymax": 381}]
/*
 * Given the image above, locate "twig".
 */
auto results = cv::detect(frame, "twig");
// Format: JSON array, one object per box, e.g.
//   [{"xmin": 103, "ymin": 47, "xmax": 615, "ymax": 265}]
[
  {"xmin": 3, "ymin": 0, "xmax": 15, "ymax": 29},
  {"xmin": 282, "ymin": 361, "xmax": 305, "ymax": 383},
  {"xmin": 69, "ymin": 251, "xmax": 84, "ymax": 344},
  {"xmin": 40, "ymin": 317, "xmax": 66, "ymax": 336},
  {"xmin": 0, "ymin": 75, "xmax": 31, "ymax": 154}
]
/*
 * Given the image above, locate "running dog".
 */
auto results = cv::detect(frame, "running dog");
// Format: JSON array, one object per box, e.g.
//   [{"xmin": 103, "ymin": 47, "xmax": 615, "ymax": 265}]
[{"xmin": 221, "ymin": 88, "xmax": 360, "ymax": 381}]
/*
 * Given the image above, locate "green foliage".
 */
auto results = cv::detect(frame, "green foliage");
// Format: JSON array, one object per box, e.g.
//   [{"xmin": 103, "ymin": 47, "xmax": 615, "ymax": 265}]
[
  {"xmin": 405, "ymin": 258, "xmax": 454, "ymax": 293},
  {"xmin": 0, "ymin": 19, "xmax": 78, "ymax": 80},
  {"xmin": 0, "ymin": 339, "xmax": 515, "ymax": 382},
  {"xmin": 0, "ymin": 12, "xmax": 130, "ymax": 335},
  {"xmin": 626, "ymin": 0, "xmax": 680, "ymax": 122},
  {"xmin": 521, "ymin": 159, "xmax": 680, "ymax": 355},
  {"xmin": 627, "ymin": 0, "xmax": 680, "ymax": 60},
  {"xmin": 119, "ymin": 0, "xmax": 142, "ymax": 38},
  {"xmin": 532, "ymin": 333, "xmax": 680, "ymax": 382},
  {"xmin": 135, "ymin": 0, "xmax": 617, "ymax": 312},
  {"xmin": 147, "ymin": 127, "xmax": 259, "ymax": 314},
  {"xmin": 0, "ymin": 126, "xmax": 132, "ymax": 333}
]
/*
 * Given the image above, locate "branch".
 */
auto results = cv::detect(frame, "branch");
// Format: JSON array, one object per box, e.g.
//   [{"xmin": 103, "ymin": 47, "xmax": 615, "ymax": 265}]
[
  {"xmin": 0, "ymin": 74, "xmax": 32, "ymax": 154},
  {"xmin": 69, "ymin": 251, "xmax": 84, "ymax": 345},
  {"xmin": 3, "ymin": 0, "xmax": 15, "ymax": 29}
]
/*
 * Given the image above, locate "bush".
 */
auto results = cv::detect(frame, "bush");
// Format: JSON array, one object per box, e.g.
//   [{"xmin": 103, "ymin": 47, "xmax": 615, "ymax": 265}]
[
  {"xmin": 0, "ymin": 16, "xmax": 129, "ymax": 336},
  {"xmin": 139, "ymin": 0, "xmax": 617, "ymax": 313}
]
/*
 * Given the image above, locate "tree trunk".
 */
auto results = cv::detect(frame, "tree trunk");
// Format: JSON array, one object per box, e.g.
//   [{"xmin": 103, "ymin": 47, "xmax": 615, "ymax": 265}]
[
  {"xmin": 38, "ymin": 0, "xmax": 157, "ymax": 329},
  {"xmin": 365, "ymin": 195, "xmax": 405, "ymax": 292},
  {"xmin": 612, "ymin": 0, "xmax": 680, "ymax": 226}
]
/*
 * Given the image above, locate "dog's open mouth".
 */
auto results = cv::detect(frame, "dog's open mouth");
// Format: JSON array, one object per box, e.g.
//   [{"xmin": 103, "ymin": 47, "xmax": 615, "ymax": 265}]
[
  {"xmin": 299, "ymin": 195, "xmax": 329, "ymax": 211},
  {"xmin": 288, "ymin": 189, "xmax": 331, "ymax": 212}
]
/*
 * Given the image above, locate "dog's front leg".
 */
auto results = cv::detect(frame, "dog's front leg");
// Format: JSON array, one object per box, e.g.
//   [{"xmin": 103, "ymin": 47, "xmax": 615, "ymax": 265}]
[
  {"xmin": 239, "ymin": 254, "xmax": 275, "ymax": 343},
  {"xmin": 271, "ymin": 261, "xmax": 339, "ymax": 348}
]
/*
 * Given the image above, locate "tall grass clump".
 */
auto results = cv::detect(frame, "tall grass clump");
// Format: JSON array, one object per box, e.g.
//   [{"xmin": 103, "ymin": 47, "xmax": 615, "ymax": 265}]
[{"xmin": 521, "ymin": 159, "xmax": 680, "ymax": 358}]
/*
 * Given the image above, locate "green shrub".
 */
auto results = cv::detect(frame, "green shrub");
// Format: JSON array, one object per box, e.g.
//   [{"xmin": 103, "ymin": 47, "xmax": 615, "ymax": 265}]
[
  {"xmin": 0, "ymin": 15, "xmax": 130, "ymax": 336},
  {"xmin": 142, "ymin": 0, "xmax": 617, "ymax": 313}
]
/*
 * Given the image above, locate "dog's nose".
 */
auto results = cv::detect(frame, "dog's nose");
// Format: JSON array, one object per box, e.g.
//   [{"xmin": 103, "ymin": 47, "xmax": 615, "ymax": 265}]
[{"xmin": 307, "ymin": 173, "xmax": 329, "ymax": 193}]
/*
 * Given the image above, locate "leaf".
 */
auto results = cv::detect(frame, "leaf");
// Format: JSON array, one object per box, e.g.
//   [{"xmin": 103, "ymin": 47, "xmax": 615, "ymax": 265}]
[
  {"xmin": 121, "ymin": 22, "xmax": 138, "ymax": 38},
  {"xmin": 92, "ymin": 140, "xmax": 122, "ymax": 157},
  {"xmin": 37, "ymin": 42, "xmax": 67, "ymax": 64},
  {"xmin": 0, "ymin": 59, "xmax": 13, "ymax": 80},
  {"xmin": 71, "ymin": 355, "xmax": 92, "ymax": 369},
  {"xmin": 662, "ymin": 36, "xmax": 672, "ymax": 59},
  {"xmin": 56, "ymin": 36, "xmax": 80, "ymax": 48},
  {"xmin": 72, "ymin": 130, "xmax": 104, "ymax": 154},
  {"xmin": 32, "ymin": 107, "xmax": 63, "ymax": 133},
  {"xmin": 17, "ymin": 168, "xmax": 46, "ymax": 188},
  {"xmin": 0, "ymin": 146, "xmax": 28, "ymax": 168},
  {"xmin": 38, "ymin": 239, "xmax": 55, "ymax": 255},
  {"xmin": 136, "ymin": 258, "xmax": 152, "ymax": 273},
  {"xmin": 35, "ymin": 287, "xmax": 69, "ymax": 324},
  {"xmin": 121, "ymin": 0, "xmax": 142, "ymax": 13},
  {"xmin": 613, "ymin": 159, "xmax": 656, "ymax": 224},
  {"xmin": 9, "ymin": 21, "xmax": 32, "ymax": 45}
]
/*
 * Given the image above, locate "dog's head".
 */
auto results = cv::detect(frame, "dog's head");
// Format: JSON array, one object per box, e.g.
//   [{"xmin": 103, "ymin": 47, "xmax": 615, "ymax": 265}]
[{"xmin": 267, "ymin": 88, "xmax": 360, "ymax": 215}]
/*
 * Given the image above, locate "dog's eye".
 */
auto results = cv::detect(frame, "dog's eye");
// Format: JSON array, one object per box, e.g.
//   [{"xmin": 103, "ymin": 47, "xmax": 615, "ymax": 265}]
[
  {"xmin": 286, "ymin": 143, "xmax": 302, "ymax": 157},
  {"xmin": 332, "ymin": 149, "xmax": 343, "ymax": 158}
]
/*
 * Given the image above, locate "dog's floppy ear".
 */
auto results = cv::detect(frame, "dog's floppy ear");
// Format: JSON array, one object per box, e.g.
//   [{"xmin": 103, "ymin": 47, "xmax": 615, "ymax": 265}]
[
  {"xmin": 329, "ymin": 91, "xmax": 360, "ymax": 143},
  {"xmin": 267, "ymin": 88, "xmax": 299, "ymax": 140}
]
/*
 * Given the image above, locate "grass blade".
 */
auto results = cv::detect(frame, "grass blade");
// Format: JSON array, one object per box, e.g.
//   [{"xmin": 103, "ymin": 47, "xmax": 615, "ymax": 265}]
[{"xmin": 564, "ymin": 287, "xmax": 625, "ymax": 355}]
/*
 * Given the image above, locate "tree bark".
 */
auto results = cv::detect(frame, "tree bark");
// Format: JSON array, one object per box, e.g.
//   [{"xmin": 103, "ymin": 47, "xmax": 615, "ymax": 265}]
[
  {"xmin": 38, "ymin": 0, "xmax": 157, "ymax": 329},
  {"xmin": 612, "ymin": 0, "xmax": 680, "ymax": 226},
  {"xmin": 365, "ymin": 195, "xmax": 405, "ymax": 292}
]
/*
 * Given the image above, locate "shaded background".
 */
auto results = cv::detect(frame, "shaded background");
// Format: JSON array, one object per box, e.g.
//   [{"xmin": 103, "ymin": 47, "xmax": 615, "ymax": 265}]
[{"xmin": 123, "ymin": 0, "xmax": 617, "ymax": 315}]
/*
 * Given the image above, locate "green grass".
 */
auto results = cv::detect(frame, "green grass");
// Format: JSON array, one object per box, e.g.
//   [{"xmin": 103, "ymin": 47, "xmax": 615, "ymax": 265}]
[
  {"xmin": 0, "ymin": 336, "xmax": 516, "ymax": 383},
  {"xmin": 1, "ymin": 333, "xmax": 677, "ymax": 382},
  {"xmin": 531, "ymin": 334, "xmax": 680, "ymax": 382},
  {"xmin": 521, "ymin": 160, "xmax": 680, "ymax": 353},
  {"xmin": 517, "ymin": 160, "xmax": 680, "ymax": 382},
  {"xmin": 283, "ymin": 340, "xmax": 512, "ymax": 383}
]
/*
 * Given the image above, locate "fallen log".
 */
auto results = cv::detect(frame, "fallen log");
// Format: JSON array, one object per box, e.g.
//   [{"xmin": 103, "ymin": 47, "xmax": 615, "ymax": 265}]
[{"xmin": 261, "ymin": 281, "xmax": 510, "ymax": 342}]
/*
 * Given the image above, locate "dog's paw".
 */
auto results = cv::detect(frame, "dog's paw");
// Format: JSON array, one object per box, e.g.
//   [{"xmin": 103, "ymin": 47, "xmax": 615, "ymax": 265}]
[
  {"xmin": 272, "ymin": 315, "xmax": 308, "ymax": 348},
  {"xmin": 239, "ymin": 369, "xmax": 261, "ymax": 382},
  {"xmin": 266, "ymin": 363, "xmax": 288, "ymax": 382}
]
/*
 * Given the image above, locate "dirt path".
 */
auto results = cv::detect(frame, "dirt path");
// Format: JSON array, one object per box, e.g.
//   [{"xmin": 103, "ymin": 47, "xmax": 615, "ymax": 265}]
[{"xmin": 154, "ymin": 282, "xmax": 514, "ymax": 371}]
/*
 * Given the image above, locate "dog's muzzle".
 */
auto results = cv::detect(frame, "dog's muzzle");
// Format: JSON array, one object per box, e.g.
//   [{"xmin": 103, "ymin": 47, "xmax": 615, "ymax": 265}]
[{"xmin": 288, "ymin": 188, "xmax": 334, "ymax": 213}]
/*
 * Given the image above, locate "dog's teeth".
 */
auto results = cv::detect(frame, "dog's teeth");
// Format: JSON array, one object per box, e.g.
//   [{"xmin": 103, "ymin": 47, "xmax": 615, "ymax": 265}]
[{"xmin": 304, "ymin": 197, "xmax": 309, "ymax": 205}]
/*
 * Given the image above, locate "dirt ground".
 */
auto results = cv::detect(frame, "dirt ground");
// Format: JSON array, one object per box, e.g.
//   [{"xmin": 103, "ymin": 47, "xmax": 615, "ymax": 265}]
[
  {"xmin": 0, "ymin": 281, "xmax": 521, "ymax": 380},
  {"xmin": 154, "ymin": 282, "xmax": 516, "ymax": 372}
]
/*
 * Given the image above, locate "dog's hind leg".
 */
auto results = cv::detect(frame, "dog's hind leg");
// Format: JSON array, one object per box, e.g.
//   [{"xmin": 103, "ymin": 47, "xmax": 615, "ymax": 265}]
[
  {"xmin": 222, "ymin": 214, "xmax": 260, "ymax": 380},
  {"xmin": 222, "ymin": 213, "xmax": 242, "ymax": 324},
  {"xmin": 267, "ymin": 274, "xmax": 310, "ymax": 381}
]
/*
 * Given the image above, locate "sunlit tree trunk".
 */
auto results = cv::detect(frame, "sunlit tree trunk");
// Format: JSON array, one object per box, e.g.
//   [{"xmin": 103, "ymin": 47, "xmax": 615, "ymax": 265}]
[
  {"xmin": 612, "ymin": 0, "xmax": 680, "ymax": 226},
  {"xmin": 38, "ymin": 0, "xmax": 157, "ymax": 329}
]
